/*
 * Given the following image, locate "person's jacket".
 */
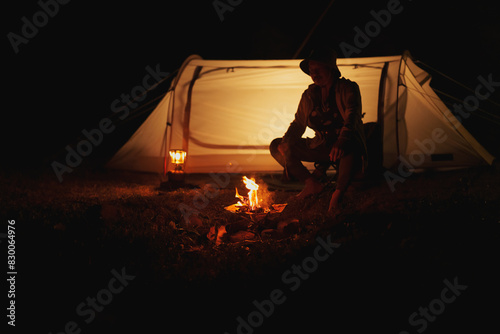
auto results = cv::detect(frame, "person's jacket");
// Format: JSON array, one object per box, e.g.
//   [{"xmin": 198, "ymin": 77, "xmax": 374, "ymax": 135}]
[{"xmin": 282, "ymin": 78, "xmax": 368, "ymax": 165}]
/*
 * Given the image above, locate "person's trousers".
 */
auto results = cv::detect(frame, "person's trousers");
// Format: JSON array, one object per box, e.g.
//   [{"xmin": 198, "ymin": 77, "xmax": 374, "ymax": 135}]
[{"xmin": 269, "ymin": 138, "xmax": 362, "ymax": 192}]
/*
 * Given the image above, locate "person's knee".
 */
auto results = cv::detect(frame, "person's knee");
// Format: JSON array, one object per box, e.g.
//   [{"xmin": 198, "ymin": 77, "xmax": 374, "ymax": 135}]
[{"xmin": 269, "ymin": 138, "xmax": 282, "ymax": 154}]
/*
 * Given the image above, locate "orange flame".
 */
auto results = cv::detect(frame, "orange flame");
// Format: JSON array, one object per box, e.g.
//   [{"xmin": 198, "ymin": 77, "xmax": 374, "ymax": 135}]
[
  {"xmin": 243, "ymin": 176, "xmax": 259, "ymax": 211},
  {"xmin": 234, "ymin": 176, "xmax": 260, "ymax": 211}
]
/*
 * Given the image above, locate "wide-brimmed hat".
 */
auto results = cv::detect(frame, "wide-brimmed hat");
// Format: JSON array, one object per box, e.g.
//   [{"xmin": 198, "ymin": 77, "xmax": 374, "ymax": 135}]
[{"xmin": 300, "ymin": 48, "xmax": 341, "ymax": 78}]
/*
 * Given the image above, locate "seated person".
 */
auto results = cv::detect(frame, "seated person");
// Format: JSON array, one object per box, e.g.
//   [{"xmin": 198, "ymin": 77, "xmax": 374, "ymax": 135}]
[{"xmin": 270, "ymin": 47, "xmax": 367, "ymax": 215}]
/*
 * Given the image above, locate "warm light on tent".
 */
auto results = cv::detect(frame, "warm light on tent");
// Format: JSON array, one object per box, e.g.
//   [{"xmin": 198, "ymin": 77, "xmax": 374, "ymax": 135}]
[{"xmin": 106, "ymin": 53, "xmax": 495, "ymax": 174}]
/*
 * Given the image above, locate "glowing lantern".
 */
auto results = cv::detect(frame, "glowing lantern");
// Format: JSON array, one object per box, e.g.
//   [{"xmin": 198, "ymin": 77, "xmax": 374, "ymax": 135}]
[
  {"xmin": 169, "ymin": 149, "xmax": 186, "ymax": 168},
  {"xmin": 168, "ymin": 149, "xmax": 186, "ymax": 183}
]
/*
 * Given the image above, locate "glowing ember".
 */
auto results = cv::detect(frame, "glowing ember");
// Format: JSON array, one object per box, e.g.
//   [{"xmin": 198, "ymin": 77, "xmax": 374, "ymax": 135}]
[{"xmin": 235, "ymin": 176, "xmax": 260, "ymax": 211}]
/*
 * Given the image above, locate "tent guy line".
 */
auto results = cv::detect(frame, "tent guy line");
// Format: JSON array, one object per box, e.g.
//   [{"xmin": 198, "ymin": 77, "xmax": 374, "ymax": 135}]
[
  {"xmin": 402, "ymin": 83, "xmax": 500, "ymax": 127},
  {"xmin": 416, "ymin": 60, "xmax": 500, "ymax": 110}
]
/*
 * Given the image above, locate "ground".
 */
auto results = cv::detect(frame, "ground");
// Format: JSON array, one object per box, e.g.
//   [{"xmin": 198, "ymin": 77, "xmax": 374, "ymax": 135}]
[{"xmin": 1, "ymin": 164, "xmax": 499, "ymax": 333}]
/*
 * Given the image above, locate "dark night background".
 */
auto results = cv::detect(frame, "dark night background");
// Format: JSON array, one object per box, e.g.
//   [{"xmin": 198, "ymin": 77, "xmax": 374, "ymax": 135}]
[
  {"xmin": 2, "ymin": 1, "xmax": 500, "ymax": 333},
  {"xmin": 3, "ymin": 0, "xmax": 500, "ymax": 170}
]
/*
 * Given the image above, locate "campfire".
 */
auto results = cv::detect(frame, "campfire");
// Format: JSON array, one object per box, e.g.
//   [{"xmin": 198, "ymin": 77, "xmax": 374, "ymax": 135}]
[
  {"xmin": 209, "ymin": 176, "xmax": 290, "ymax": 245},
  {"xmin": 225, "ymin": 176, "xmax": 286, "ymax": 215}
]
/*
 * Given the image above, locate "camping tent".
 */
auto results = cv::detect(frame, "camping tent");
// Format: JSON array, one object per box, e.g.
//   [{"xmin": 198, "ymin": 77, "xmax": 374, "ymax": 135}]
[{"xmin": 106, "ymin": 51, "xmax": 494, "ymax": 174}]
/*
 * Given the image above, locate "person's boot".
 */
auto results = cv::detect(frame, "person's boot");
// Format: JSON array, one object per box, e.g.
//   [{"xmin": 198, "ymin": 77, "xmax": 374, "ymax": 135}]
[
  {"xmin": 296, "ymin": 177, "xmax": 323, "ymax": 199},
  {"xmin": 312, "ymin": 162, "xmax": 330, "ymax": 182},
  {"xmin": 281, "ymin": 168, "xmax": 298, "ymax": 183},
  {"xmin": 327, "ymin": 189, "xmax": 344, "ymax": 216}
]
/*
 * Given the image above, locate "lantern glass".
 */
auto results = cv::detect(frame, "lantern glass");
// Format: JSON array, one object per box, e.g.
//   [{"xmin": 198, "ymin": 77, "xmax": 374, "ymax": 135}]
[{"xmin": 169, "ymin": 150, "xmax": 186, "ymax": 165}]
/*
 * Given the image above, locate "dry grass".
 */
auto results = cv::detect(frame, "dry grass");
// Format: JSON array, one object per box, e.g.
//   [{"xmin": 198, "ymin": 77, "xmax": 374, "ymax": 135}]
[
  {"xmin": 2, "ymin": 165, "xmax": 499, "ymax": 332},
  {"xmin": 2, "ymin": 166, "xmax": 499, "ymax": 279}
]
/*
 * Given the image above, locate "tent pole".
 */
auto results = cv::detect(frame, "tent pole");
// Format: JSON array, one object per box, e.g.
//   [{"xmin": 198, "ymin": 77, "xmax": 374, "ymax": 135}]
[
  {"xmin": 182, "ymin": 66, "xmax": 203, "ymax": 171},
  {"xmin": 377, "ymin": 62, "xmax": 389, "ymax": 127},
  {"xmin": 292, "ymin": 0, "xmax": 336, "ymax": 59},
  {"xmin": 164, "ymin": 91, "xmax": 175, "ymax": 176},
  {"xmin": 377, "ymin": 62, "xmax": 389, "ymax": 166},
  {"xmin": 395, "ymin": 54, "xmax": 407, "ymax": 162}
]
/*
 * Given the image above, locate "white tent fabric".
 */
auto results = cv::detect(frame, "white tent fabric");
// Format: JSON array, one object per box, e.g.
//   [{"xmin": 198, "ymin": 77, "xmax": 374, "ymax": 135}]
[{"xmin": 106, "ymin": 52, "xmax": 494, "ymax": 174}]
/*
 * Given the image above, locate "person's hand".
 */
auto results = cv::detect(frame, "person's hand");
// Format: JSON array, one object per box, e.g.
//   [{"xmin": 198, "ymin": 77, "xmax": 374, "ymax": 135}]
[
  {"xmin": 278, "ymin": 141, "xmax": 290, "ymax": 156},
  {"xmin": 329, "ymin": 142, "xmax": 344, "ymax": 162}
]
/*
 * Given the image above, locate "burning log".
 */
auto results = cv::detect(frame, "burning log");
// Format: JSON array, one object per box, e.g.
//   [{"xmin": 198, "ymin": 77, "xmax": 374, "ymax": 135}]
[
  {"xmin": 224, "ymin": 176, "xmax": 287, "ymax": 217},
  {"xmin": 211, "ymin": 176, "xmax": 292, "ymax": 245}
]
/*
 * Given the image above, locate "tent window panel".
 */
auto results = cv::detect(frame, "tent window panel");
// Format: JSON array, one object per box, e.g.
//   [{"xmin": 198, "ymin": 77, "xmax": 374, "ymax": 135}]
[{"xmin": 190, "ymin": 66, "xmax": 383, "ymax": 148}]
